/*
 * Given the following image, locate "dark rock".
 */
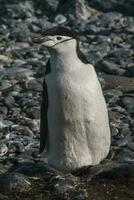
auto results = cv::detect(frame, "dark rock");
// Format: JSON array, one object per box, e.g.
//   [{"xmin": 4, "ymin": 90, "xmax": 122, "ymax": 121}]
[
  {"xmin": 128, "ymin": 64, "xmax": 134, "ymax": 76},
  {"xmin": 8, "ymin": 141, "xmax": 25, "ymax": 154},
  {"xmin": 54, "ymin": 14, "xmax": 67, "ymax": 24},
  {"xmin": 0, "ymin": 173, "xmax": 31, "ymax": 193},
  {"xmin": 115, "ymin": 148, "xmax": 134, "ymax": 163},
  {"xmin": 100, "ymin": 75, "xmax": 134, "ymax": 93},
  {"xmin": 0, "ymin": 120, "xmax": 14, "ymax": 131},
  {"xmin": 9, "ymin": 23, "xmax": 31, "ymax": 42},
  {"xmin": 19, "ymin": 117, "xmax": 39, "ymax": 133},
  {"xmin": 73, "ymin": 161, "xmax": 134, "ymax": 179},
  {"xmin": 88, "ymin": 0, "xmax": 134, "ymax": 16},
  {"xmin": 34, "ymin": 0, "xmax": 59, "ymax": 16},
  {"xmin": 68, "ymin": 189, "xmax": 88, "ymax": 200},
  {"xmin": 121, "ymin": 96, "xmax": 134, "ymax": 107},
  {"xmin": 4, "ymin": 96, "xmax": 15, "ymax": 108},
  {"xmin": 11, "ymin": 125, "xmax": 33, "ymax": 138},
  {"xmin": 48, "ymin": 173, "xmax": 78, "ymax": 193},
  {"xmin": 0, "ymin": 80, "xmax": 12, "ymax": 91},
  {"xmin": 27, "ymin": 79, "xmax": 42, "ymax": 91},
  {"xmin": 0, "ymin": 143, "xmax": 8, "ymax": 156},
  {"xmin": 6, "ymin": 67, "xmax": 34, "ymax": 81},
  {"xmin": 12, "ymin": 162, "xmax": 57, "ymax": 176},
  {"xmin": 104, "ymin": 89, "xmax": 123, "ymax": 105},
  {"xmin": 0, "ymin": 106, "xmax": 8, "ymax": 118},
  {"xmin": 0, "ymin": 194, "xmax": 8, "ymax": 200},
  {"xmin": 127, "ymin": 143, "xmax": 134, "ymax": 152},
  {"xmin": 101, "ymin": 60, "xmax": 126, "ymax": 75},
  {"xmin": 57, "ymin": 0, "xmax": 98, "ymax": 20},
  {"xmin": 26, "ymin": 106, "xmax": 40, "ymax": 119},
  {"xmin": 126, "ymin": 104, "xmax": 134, "ymax": 117}
]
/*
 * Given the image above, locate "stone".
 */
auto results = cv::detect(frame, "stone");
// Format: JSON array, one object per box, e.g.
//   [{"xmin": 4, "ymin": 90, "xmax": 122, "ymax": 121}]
[
  {"xmin": 12, "ymin": 162, "xmax": 56, "ymax": 176},
  {"xmin": 0, "ymin": 144, "xmax": 8, "ymax": 157},
  {"xmin": 68, "ymin": 189, "xmax": 88, "ymax": 200},
  {"xmin": 104, "ymin": 89, "xmax": 123, "ymax": 105},
  {"xmin": 27, "ymin": 79, "xmax": 42, "ymax": 91},
  {"xmin": 9, "ymin": 22, "xmax": 31, "ymax": 42},
  {"xmin": 115, "ymin": 148, "xmax": 134, "ymax": 163},
  {"xmin": 26, "ymin": 106, "xmax": 40, "ymax": 119},
  {"xmin": 0, "ymin": 55, "xmax": 12, "ymax": 64},
  {"xmin": 121, "ymin": 96, "xmax": 134, "ymax": 107},
  {"xmin": 0, "ymin": 173, "xmax": 31, "ymax": 193},
  {"xmin": 88, "ymin": 0, "xmax": 134, "ymax": 16},
  {"xmin": 127, "ymin": 143, "xmax": 134, "ymax": 152},
  {"xmin": 34, "ymin": 0, "xmax": 59, "ymax": 15},
  {"xmin": 8, "ymin": 141, "xmax": 25, "ymax": 154},
  {"xmin": 0, "ymin": 107, "xmax": 8, "ymax": 117},
  {"xmin": 101, "ymin": 60, "xmax": 126, "ymax": 75},
  {"xmin": 4, "ymin": 96, "xmax": 15, "ymax": 108},
  {"xmin": 48, "ymin": 174, "xmax": 78, "ymax": 194},
  {"xmin": 54, "ymin": 14, "xmax": 67, "ymax": 24},
  {"xmin": 128, "ymin": 64, "xmax": 134, "ymax": 76},
  {"xmin": 57, "ymin": 0, "xmax": 98, "ymax": 20},
  {"xmin": 6, "ymin": 67, "xmax": 34, "ymax": 81},
  {"xmin": 126, "ymin": 105, "xmax": 134, "ymax": 117},
  {"xmin": 72, "ymin": 161, "xmax": 134, "ymax": 179},
  {"xmin": 100, "ymin": 75, "xmax": 134, "ymax": 93},
  {"xmin": 0, "ymin": 120, "xmax": 14, "ymax": 131}
]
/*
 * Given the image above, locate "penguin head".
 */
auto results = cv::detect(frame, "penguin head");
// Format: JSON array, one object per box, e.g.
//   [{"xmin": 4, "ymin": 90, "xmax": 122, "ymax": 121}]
[{"xmin": 33, "ymin": 26, "xmax": 76, "ymax": 50}]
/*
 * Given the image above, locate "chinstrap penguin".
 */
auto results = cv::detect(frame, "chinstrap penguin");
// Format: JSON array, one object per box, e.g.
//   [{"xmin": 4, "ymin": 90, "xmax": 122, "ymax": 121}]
[{"xmin": 33, "ymin": 26, "xmax": 111, "ymax": 172}]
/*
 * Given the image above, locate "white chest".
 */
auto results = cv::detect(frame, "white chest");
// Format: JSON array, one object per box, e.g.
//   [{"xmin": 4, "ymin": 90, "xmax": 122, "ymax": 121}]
[{"xmin": 45, "ymin": 58, "xmax": 110, "ymax": 171}]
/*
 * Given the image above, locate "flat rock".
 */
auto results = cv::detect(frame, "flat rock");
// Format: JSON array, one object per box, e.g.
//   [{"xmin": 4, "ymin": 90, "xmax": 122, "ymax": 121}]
[{"xmin": 0, "ymin": 173, "xmax": 31, "ymax": 193}]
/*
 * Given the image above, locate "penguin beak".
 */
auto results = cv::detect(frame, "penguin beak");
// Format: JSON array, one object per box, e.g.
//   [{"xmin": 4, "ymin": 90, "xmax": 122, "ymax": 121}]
[{"xmin": 32, "ymin": 34, "xmax": 52, "ymax": 44}]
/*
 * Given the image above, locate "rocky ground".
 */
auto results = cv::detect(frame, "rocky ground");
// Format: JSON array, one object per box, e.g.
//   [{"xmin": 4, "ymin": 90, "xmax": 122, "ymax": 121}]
[{"xmin": 0, "ymin": 0, "xmax": 134, "ymax": 199}]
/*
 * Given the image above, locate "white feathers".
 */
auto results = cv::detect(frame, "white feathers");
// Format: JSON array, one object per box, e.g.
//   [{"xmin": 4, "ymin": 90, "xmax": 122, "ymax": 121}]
[{"xmin": 44, "ymin": 40, "xmax": 111, "ymax": 171}]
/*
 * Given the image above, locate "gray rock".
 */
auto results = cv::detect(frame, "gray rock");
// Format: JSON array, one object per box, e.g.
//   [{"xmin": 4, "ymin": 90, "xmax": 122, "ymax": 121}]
[
  {"xmin": 0, "ymin": 80, "xmax": 12, "ymax": 91},
  {"xmin": 126, "ymin": 104, "xmax": 134, "ymax": 117},
  {"xmin": 34, "ymin": 0, "xmax": 59, "ymax": 15},
  {"xmin": 58, "ymin": 0, "xmax": 98, "ymax": 20},
  {"xmin": 88, "ymin": 0, "xmax": 134, "ymax": 16},
  {"xmin": 48, "ymin": 174, "xmax": 78, "ymax": 193},
  {"xmin": 27, "ymin": 79, "xmax": 42, "ymax": 91},
  {"xmin": 104, "ymin": 89, "xmax": 123, "ymax": 105},
  {"xmin": 0, "ymin": 107, "xmax": 8, "ymax": 118},
  {"xmin": 26, "ymin": 106, "xmax": 40, "ymax": 119},
  {"xmin": 68, "ymin": 189, "xmax": 88, "ymax": 200},
  {"xmin": 100, "ymin": 75, "xmax": 134, "ymax": 93},
  {"xmin": 121, "ymin": 96, "xmax": 134, "ymax": 107},
  {"xmin": 6, "ymin": 67, "xmax": 34, "ymax": 81},
  {"xmin": 101, "ymin": 60, "xmax": 126, "ymax": 75},
  {"xmin": 0, "ymin": 173, "xmax": 31, "ymax": 193},
  {"xmin": 19, "ymin": 117, "xmax": 40, "ymax": 132},
  {"xmin": 115, "ymin": 148, "xmax": 134, "ymax": 163},
  {"xmin": 54, "ymin": 14, "xmax": 67, "ymax": 24},
  {"xmin": 4, "ymin": 96, "xmax": 15, "ymax": 108},
  {"xmin": 0, "ymin": 120, "xmax": 14, "ymax": 131},
  {"xmin": 12, "ymin": 162, "xmax": 56, "ymax": 176},
  {"xmin": 127, "ymin": 143, "xmax": 134, "ymax": 152},
  {"xmin": 9, "ymin": 22, "xmax": 31, "ymax": 42},
  {"xmin": 72, "ymin": 161, "xmax": 134, "ymax": 179},
  {"xmin": 8, "ymin": 141, "xmax": 25, "ymax": 154},
  {"xmin": 128, "ymin": 64, "xmax": 134, "ymax": 76},
  {"xmin": 0, "ymin": 143, "xmax": 8, "ymax": 157}
]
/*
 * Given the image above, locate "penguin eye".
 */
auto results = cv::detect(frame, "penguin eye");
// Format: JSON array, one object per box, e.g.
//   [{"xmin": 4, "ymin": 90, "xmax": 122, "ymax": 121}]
[{"xmin": 56, "ymin": 36, "xmax": 62, "ymax": 40}]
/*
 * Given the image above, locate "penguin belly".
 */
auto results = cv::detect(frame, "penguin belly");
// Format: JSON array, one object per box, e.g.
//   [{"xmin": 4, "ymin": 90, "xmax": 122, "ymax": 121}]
[{"xmin": 46, "ymin": 65, "xmax": 111, "ymax": 171}]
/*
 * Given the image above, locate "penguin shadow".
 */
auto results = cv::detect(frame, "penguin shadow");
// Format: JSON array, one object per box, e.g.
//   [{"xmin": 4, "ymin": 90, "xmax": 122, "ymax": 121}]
[{"xmin": 7, "ymin": 157, "xmax": 134, "ymax": 181}]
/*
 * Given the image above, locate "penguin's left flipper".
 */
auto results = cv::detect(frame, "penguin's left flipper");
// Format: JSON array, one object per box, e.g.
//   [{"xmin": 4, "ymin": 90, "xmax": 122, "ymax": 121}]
[{"xmin": 39, "ymin": 60, "xmax": 51, "ymax": 153}]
